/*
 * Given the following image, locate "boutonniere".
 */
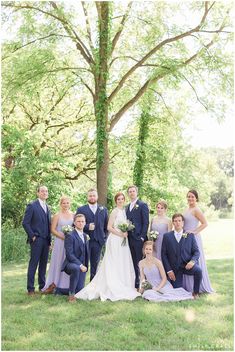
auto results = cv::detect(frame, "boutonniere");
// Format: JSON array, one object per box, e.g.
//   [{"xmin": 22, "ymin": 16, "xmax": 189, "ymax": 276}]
[
  {"xmin": 99, "ymin": 206, "xmax": 104, "ymax": 211},
  {"xmin": 182, "ymin": 233, "xmax": 188, "ymax": 239},
  {"xmin": 134, "ymin": 204, "xmax": 139, "ymax": 210},
  {"xmin": 86, "ymin": 235, "xmax": 90, "ymax": 241}
]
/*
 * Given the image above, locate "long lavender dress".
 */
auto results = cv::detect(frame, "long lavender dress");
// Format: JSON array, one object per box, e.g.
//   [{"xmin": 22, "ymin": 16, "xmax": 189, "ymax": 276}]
[
  {"xmin": 142, "ymin": 265, "xmax": 193, "ymax": 302},
  {"xmin": 42, "ymin": 216, "xmax": 72, "ymax": 291},
  {"xmin": 182, "ymin": 210, "xmax": 214, "ymax": 293},
  {"xmin": 150, "ymin": 220, "xmax": 169, "ymax": 261}
]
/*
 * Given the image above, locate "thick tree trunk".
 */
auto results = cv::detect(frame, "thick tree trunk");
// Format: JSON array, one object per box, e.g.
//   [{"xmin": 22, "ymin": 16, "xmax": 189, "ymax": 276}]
[
  {"xmin": 95, "ymin": 2, "xmax": 110, "ymax": 205},
  {"xmin": 133, "ymin": 108, "xmax": 150, "ymax": 196}
]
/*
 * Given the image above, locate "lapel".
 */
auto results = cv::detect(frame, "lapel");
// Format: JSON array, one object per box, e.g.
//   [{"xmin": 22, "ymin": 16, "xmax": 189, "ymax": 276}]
[
  {"xmin": 36, "ymin": 200, "xmax": 46, "ymax": 219},
  {"xmin": 74, "ymin": 229, "xmax": 84, "ymax": 248},
  {"xmin": 86, "ymin": 204, "xmax": 94, "ymax": 217},
  {"xmin": 131, "ymin": 199, "xmax": 139, "ymax": 213},
  {"xmin": 170, "ymin": 232, "xmax": 178, "ymax": 255}
]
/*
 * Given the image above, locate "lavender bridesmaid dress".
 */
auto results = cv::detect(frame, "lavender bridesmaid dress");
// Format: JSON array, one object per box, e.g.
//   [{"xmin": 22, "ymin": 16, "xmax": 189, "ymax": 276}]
[
  {"xmin": 42, "ymin": 216, "xmax": 72, "ymax": 291},
  {"xmin": 182, "ymin": 210, "xmax": 214, "ymax": 293},
  {"xmin": 150, "ymin": 221, "xmax": 169, "ymax": 261},
  {"xmin": 142, "ymin": 265, "xmax": 193, "ymax": 302}
]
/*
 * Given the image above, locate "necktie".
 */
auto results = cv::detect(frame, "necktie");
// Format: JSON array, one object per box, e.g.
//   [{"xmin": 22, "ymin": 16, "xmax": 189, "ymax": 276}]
[
  {"xmin": 176, "ymin": 233, "xmax": 181, "ymax": 242},
  {"xmin": 42, "ymin": 202, "xmax": 47, "ymax": 213},
  {"xmin": 91, "ymin": 205, "xmax": 96, "ymax": 214}
]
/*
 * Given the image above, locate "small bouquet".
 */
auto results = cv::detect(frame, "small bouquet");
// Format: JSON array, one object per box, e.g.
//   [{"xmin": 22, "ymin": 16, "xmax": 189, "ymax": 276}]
[
  {"xmin": 118, "ymin": 220, "xmax": 135, "ymax": 246},
  {"xmin": 141, "ymin": 280, "xmax": 152, "ymax": 291},
  {"xmin": 148, "ymin": 230, "xmax": 159, "ymax": 242},
  {"xmin": 61, "ymin": 225, "xmax": 74, "ymax": 235}
]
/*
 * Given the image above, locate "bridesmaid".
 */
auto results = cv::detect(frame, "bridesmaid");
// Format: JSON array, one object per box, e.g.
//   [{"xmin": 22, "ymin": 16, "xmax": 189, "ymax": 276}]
[
  {"xmin": 139, "ymin": 241, "xmax": 193, "ymax": 302},
  {"xmin": 42, "ymin": 196, "xmax": 74, "ymax": 294},
  {"xmin": 183, "ymin": 189, "xmax": 214, "ymax": 293},
  {"xmin": 150, "ymin": 200, "xmax": 172, "ymax": 260}
]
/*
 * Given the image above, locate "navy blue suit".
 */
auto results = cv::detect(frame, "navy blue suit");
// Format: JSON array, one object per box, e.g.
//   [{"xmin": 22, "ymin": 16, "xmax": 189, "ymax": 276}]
[
  {"xmin": 61, "ymin": 229, "xmax": 89, "ymax": 295},
  {"xmin": 126, "ymin": 199, "xmax": 149, "ymax": 288},
  {"xmin": 22, "ymin": 199, "xmax": 51, "ymax": 292},
  {"xmin": 161, "ymin": 231, "xmax": 202, "ymax": 293},
  {"xmin": 76, "ymin": 204, "xmax": 108, "ymax": 281}
]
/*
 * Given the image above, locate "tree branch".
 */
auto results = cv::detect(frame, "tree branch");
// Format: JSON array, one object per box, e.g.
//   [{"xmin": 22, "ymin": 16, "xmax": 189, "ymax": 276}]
[
  {"xmin": 3, "ymin": 2, "xmax": 94, "ymax": 67},
  {"xmin": 110, "ymin": 2, "xmax": 132, "ymax": 56},
  {"xmin": 109, "ymin": 25, "xmax": 224, "ymax": 132},
  {"xmin": 108, "ymin": 1, "xmax": 213, "ymax": 103},
  {"xmin": 179, "ymin": 73, "xmax": 209, "ymax": 110},
  {"xmin": 2, "ymin": 33, "xmax": 75, "ymax": 60},
  {"xmin": 81, "ymin": 1, "xmax": 95, "ymax": 53}
]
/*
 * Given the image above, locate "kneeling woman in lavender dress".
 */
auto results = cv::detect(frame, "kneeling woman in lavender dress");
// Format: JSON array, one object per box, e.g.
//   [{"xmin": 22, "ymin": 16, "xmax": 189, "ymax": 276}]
[{"xmin": 139, "ymin": 241, "xmax": 193, "ymax": 302}]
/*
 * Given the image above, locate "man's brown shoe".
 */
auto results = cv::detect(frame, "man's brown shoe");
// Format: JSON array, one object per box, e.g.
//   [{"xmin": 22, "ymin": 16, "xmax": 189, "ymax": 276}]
[
  {"xmin": 27, "ymin": 291, "xmax": 35, "ymax": 296},
  {"xmin": 193, "ymin": 293, "xmax": 200, "ymax": 299},
  {"xmin": 68, "ymin": 295, "xmax": 76, "ymax": 303},
  {"xmin": 42, "ymin": 283, "xmax": 56, "ymax": 294}
]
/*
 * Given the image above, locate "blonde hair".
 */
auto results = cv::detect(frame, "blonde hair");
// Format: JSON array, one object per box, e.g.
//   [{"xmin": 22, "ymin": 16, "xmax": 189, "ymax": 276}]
[
  {"xmin": 156, "ymin": 200, "xmax": 168, "ymax": 209},
  {"xmin": 59, "ymin": 196, "xmax": 71, "ymax": 206},
  {"xmin": 142, "ymin": 240, "xmax": 155, "ymax": 256}
]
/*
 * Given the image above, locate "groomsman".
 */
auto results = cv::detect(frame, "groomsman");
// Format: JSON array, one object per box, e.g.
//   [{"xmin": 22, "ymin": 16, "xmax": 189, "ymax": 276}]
[
  {"xmin": 76, "ymin": 189, "xmax": 108, "ymax": 281},
  {"xmin": 161, "ymin": 213, "xmax": 202, "ymax": 298},
  {"xmin": 22, "ymin": 186, "xmax": 51, "ymax": 295},
  {"xmin": 126, "ymin": 185, "xmax": 149, "ymax": 289},
  {"xmin": 61, "ymin": 214, "xmax": 89, "ymax": 302}
]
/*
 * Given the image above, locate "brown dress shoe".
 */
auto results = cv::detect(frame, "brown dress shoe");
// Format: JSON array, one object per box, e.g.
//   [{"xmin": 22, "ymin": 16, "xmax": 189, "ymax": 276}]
[
  {"xmin": 193, "ymin": 293, "xmax": 200, "ymax": 299},
  {"xmin": 42, "ymin": 283, "xmax": 56, "ymax": 294},
  {"xmin": 68, "ymin": 295, "xmax": 76, "ymax": 303},
  {"xmin": 27, "ymin": 291, "xmax": 35, "ymax": 296}
]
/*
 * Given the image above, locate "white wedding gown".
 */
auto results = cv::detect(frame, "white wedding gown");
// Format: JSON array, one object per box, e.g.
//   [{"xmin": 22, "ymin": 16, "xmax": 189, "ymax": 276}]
[{"xmin": 75, "ymin": 208, "xmax": 141, "ymax": 301}]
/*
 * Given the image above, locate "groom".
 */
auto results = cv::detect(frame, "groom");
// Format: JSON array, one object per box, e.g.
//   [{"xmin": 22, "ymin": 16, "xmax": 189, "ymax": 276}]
[
  {"xmin": 161, "ymin": 213, "xmax": 202, "ymax": 298},
  {"xmin": 126, "ymin": 185, "xmax": 149, "ymax": 289}
]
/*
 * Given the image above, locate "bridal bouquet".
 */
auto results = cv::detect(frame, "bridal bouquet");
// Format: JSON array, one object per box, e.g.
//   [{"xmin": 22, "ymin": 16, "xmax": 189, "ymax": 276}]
[
  {"xmin": 61, "ymin": 225, "xmax": 74, "ymax": 235},
  {"xmin": 118, "ymin": 220, "xmax": 135, "ymax": 246},
  {"xmin": 141, "ymin": 280, "xmax": 152, "ymax": 291},
  {"xmin": 148, "ymin": 230, "xmax": 159, "ymax": 242}
]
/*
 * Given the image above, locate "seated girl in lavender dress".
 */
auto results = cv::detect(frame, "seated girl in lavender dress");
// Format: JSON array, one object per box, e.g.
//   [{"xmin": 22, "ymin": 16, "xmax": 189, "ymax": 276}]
[
  {"xmin": 150, "ymin": 200, "xmax": 172, "ymax": 260},
  {"xmin": 139, "ymin": 241, "xmax": 193, "ymax": 302},
  {"xmin": 42, "ymin": 196, "xmax": 74, "ymax": 294},
  {"xmin": 183, "ymin": 190, "xmax": 214, "ymax": 294}
]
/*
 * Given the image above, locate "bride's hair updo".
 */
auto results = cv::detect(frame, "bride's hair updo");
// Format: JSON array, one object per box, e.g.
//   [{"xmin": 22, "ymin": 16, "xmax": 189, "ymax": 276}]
[
  {"xmin": 114, "ymin": 192, "xmax": 125, "ymax": 203},
  {"xmin": 142, "ymin": 240, "xmax": 155, "ymax": 256}
]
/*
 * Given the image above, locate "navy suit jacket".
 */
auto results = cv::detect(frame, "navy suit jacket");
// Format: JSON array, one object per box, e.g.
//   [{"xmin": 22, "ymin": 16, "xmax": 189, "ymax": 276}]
[
  {"xmin": 126, "ymin": 199, "xmax": 149, "ymax": 241},
  {"xmin": 61, "ymin": 229, "xmax": 89, "ymax": 272},
  {"xmin": 22, "ymin": 199, "xmax": 51, "ymax": 245},
  {"xmin": 76, "ymin": 204, "xmax": 108, "ymax": 245},
  {"xmin": 161, "ymin": 231, "xmax": 200, "ymax": 274}
]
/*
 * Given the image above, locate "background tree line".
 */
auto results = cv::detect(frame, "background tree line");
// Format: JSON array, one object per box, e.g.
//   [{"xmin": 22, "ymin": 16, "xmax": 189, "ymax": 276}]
[{"xmin": 1, "ymin": 1, "xmax": 233, "ymax": 261}]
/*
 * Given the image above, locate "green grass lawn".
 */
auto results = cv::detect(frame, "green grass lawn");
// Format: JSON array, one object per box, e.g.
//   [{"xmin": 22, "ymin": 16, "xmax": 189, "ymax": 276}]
[{"xmin": 2, "ymin": 219, "xmax": 234, "ymax": 351}]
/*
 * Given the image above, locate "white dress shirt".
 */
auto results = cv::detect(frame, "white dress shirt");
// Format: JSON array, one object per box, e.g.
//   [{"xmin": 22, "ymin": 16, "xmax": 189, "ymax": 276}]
[
  {"xmin": 174, "ymin": 230, "xmax": 183, "ymax": 243},
  {"xmin": 76, "ymin": 229, "xmax": 84, "ymax": 243},
  {"xmin": 38, "ymin": 198, "xmax": 47, "ymax": 213},
  {"xmin": 89, "ymin": 203, "xmax": 97, "ymax": 214},
  {"xmin": 130, "ymin": 199, "xmax": 138, "ymax": 211}
]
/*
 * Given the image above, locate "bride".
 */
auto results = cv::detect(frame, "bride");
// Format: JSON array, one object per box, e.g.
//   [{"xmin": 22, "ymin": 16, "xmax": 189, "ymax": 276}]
[{"xmin": 75, "ymin": 192, "xmax": 141, "ymax": 301}]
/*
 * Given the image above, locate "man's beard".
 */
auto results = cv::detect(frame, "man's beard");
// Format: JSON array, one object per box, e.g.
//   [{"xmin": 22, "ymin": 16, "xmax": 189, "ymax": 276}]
[{"xmin": 88, "ymin": 200, "xmax": 97, "ymax": 205}]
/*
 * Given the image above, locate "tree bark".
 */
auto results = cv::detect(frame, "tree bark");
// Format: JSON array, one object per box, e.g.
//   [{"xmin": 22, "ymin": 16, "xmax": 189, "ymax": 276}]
[{"xmin": 95, "ymin": 2, "xmax": 110, "ymax": 205}]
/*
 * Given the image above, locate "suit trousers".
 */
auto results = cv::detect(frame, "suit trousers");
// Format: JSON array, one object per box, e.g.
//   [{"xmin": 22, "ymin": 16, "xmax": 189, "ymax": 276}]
[
  {"xmin": 128, "ymin": 237, "xmax": 144, "ymax": 288},
  {"xmin": 89, "ymin": 240, "xmax": 102, "ymax": 281},
  {"xmin": 171, "ymin": 264, "xmax": 202, "ymax": 294},
  {"xmin": 27, "ymin": 237, "xmax": 49, "ymax": 292},
  {"xmin": 64, "ymin": 262, "xmax": 86, "ymax": 295}
]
